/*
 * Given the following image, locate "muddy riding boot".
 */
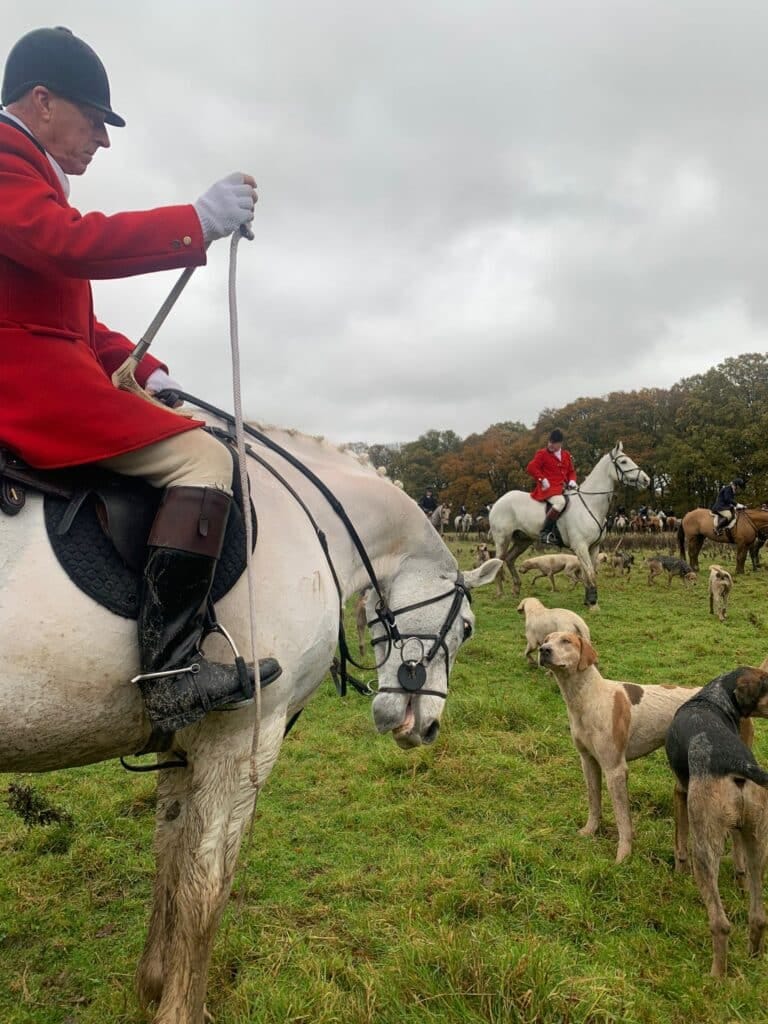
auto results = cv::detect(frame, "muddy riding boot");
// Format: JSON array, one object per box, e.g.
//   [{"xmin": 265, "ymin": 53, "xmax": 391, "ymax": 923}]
[
  {"xmin": 135, "ymin": 486, "xmax": 281, "ymax": 734},
  {"xmin": 539, "ymin": 508, "xmax": 563, "ymax": 546}
]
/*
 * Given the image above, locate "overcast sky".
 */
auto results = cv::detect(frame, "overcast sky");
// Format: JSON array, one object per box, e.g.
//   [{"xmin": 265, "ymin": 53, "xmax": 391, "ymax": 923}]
[{"xmin": 7, "ymin": 2, "xmax": 768, "ymax": 443}]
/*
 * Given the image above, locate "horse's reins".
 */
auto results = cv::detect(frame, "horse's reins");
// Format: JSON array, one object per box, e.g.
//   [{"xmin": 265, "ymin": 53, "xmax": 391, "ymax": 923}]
[
  {"xmin": 114, "ymin": 234, "xmax": 470, "ymax": 767},
  {"xmin": 115, "ymin": 230, "xmax": 267, "ymax": 782},
  {"xmin": 162, "ymin": 390, "xmax": 471, "ymax": 706},
  {"xmin": 225, "ymin": 231, "xmax": 264, "ymax": 787}
]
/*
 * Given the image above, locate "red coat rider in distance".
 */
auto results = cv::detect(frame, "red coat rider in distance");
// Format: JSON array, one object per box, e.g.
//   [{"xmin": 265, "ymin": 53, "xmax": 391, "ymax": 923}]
[{"xmin": 526, "ymin": 428, "xmax": 577, "ymax": 545}]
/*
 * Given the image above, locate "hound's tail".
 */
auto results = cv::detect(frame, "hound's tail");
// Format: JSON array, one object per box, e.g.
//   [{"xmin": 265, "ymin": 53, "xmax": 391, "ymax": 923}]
[
  {"xmin": 733, "ymin": 759, "xmax": 768, "ymax": 788},
  {"xmin": 677, "ymin": 521, "xmax": 686, "ymax": 560}
]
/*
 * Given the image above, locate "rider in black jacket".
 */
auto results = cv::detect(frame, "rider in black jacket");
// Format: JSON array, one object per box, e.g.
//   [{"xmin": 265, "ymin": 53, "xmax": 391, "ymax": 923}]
[{"xmin": 711, "ymin": 477, "xmax": 745, "ymax": 534}]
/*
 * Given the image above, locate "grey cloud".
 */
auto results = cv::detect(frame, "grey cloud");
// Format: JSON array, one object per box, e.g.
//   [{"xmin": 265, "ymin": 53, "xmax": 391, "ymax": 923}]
[{"xmin": 6, "ymin": 1, "xmax": 768, "ymax": 443}]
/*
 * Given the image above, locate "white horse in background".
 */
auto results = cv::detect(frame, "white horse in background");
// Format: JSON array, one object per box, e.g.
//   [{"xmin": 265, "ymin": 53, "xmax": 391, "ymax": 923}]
[
  {"xmin": 0, "ymin": 414, "xmax": 502, "ymax": 1024},
  {"xmin": 489, "ymin": 442, "xmax": 649, "ymax": 608},
  {"xmin": 453, "ymin": 512, "xmax": 473, "ymax": 536},
  {"xmin": 428, "ymin": 503, "xmax": 451, "ymax": 534}
]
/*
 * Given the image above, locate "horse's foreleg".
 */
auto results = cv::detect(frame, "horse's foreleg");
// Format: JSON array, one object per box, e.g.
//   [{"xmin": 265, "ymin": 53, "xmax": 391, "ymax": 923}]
[
  {"xmin": 137, "ymin": 758, "xmax": 195, "ymax": 1011},
  {"xmin": 491, "ymin": 536, "xmax": 509, "ymax": 598},
  {"xmin": 574, "ymin": 544, "xmax": 598, "ymax": 609},
  {"xmin": 735, "ymin": 542, "xmax": 748, "ymax": 575},
  {"xmin": 749, "ymin": 540, "xmax": 763, "ymax": 572},
  {"xmin": 138, "ymin": 717, "xmax": 283, "ymax": 1024}
]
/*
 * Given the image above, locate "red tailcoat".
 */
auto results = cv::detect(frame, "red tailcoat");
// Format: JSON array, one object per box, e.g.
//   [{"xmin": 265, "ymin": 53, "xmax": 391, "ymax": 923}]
[
  {"xmin": 526, "ymin": 447, "xmax": 576, "ymax": 501},
  {"xmin": 0, "ymin": 122, "xmax": 207, "ymax": 468}
]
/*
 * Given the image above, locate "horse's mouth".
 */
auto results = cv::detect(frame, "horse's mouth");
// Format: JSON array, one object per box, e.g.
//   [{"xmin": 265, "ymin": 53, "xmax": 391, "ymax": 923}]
[
  {"xmin": 373, "ymin": 695, "xmax": 441, "ymax": 748},
  {"xmin": 392, "ymin": 700, "xmax": 415, "ymax": 739}
]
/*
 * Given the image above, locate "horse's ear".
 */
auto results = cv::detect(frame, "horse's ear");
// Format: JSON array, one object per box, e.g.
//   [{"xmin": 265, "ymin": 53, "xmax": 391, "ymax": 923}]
[
  {"xmin": 613, "ymin": 441, "xmax": 624, "ymax": 454},
  {"xmin": 463, "ymin": 558, "xmax": 504, "ymax": 590}
]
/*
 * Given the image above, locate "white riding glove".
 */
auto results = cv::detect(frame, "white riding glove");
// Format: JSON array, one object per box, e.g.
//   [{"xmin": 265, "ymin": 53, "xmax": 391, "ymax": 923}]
[
  {"xmin": 194, "ymin": 173, "xmax": 256, "ymax": 243},
  {"xmin": 145, "ymin": 368, "xmax": 182, "ymax": 395},
  {"xmin": 567, "ymin": 480, "xmax": 578, "ymax": 490},
  {"xmin": 145, "ymin": 368, "xmax": 184, "ymax": 408},
  {"xmin": 540, "ymin": 478, "xmax": 550, "ymax": 490},
  {"xmin": 736, "ymin": 503, "xmax": 746, "ymax": 509}
]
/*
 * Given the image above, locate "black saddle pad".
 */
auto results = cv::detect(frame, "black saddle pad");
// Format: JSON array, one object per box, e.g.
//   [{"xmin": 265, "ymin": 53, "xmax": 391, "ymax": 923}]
[{"xmin": 44, "ymin": 484, "xmax": 255, "ymax": 620}]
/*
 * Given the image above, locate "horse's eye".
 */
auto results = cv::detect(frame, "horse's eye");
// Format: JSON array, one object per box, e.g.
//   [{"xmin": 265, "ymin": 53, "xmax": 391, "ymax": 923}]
[{"xmin": 463, "ymin": 620, "xmax": 473, "ymax": 640}]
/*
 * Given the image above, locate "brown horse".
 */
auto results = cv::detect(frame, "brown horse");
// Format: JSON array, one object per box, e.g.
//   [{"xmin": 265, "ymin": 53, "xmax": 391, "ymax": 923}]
[{"xmin": 678, "ymin": 507, "xmax": 768, "ymax": 573}]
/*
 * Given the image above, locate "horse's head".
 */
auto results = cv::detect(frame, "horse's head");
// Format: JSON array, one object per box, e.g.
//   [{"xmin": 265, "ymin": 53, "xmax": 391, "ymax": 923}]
[
  {"xmin": 370, "ymin": 558, "xmax": 503, "ymax": 748},
  {"xmin": 609, "ymin": 442, "xmax": 650, "ymax": 491}
]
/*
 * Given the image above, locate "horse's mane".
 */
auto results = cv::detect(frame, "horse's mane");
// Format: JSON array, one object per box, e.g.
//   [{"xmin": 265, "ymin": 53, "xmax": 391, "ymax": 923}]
[{"xmin": 213, "ymin": 417, "xmax": 388, "ymax": 479}]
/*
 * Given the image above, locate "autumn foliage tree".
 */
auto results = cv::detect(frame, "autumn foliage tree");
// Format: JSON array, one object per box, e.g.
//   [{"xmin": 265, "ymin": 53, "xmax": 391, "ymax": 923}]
[{"xmin": 363, "ymin": 353, "xmax": 768, "ymax": 515}]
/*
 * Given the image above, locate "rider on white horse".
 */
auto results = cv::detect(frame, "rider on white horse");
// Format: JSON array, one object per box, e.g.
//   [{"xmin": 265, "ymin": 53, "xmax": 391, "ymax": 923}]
[
  {"xmin": 0, "ymin": 27, "xmax": 278, "ymax": 735},
  {"xmin": 418, "ymin": 489, "xmax": 439, "ymax": 515},
  {"xmin": 526, "ymin": 428, "xmax": 578, "ymax": 546}
]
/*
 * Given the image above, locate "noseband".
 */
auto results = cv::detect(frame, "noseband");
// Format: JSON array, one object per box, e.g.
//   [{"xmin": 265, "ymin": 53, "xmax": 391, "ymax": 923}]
[
  {"xmin": 611, "ymin": 452, "xmax": 644, "ymax": 487},
  {"xmin": 369, "ymin": 573, "xmax": 471, "ymax": 700}
]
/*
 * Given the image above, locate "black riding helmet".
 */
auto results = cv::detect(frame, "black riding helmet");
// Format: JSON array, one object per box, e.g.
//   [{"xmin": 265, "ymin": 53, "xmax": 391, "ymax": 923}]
[
  {"xmin": 2, "ymin": 26, "xmax": 125, "ymax": 127},
  {"xmin": 733, "ymin": 477, "xmax": 745, "ymax": 488}
]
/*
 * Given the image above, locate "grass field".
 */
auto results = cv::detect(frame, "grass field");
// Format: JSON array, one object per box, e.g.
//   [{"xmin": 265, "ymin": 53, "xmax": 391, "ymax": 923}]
[{"xmin": 2, "ymin": 537, "xmax": 768, "ymax": 1023}]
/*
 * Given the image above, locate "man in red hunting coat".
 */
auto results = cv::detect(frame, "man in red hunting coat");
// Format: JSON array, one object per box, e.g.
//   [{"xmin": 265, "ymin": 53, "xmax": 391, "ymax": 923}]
[
  {"xmin": 526, "ymin": 428, "xmax": 578, "ymax": 546},
  {"xmin": 0, "ymin": 27, "xmax": 278, "ymax": 736}
]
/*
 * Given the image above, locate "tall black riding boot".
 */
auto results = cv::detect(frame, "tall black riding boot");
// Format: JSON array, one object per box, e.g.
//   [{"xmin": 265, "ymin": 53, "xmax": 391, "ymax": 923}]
[
  {"xmin": 135, "ymin": 486, "xmax": 280, "ymax": 733},
  {"xmin": 539, "ymin": 507, "xmax": 563, "ymax": 546}
]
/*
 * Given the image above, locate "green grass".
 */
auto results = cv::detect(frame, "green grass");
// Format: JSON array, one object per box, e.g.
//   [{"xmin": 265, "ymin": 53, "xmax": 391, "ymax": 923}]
[{"xmin": 2, "ymin": 539, "xmax": 768, "ymax": 1023}]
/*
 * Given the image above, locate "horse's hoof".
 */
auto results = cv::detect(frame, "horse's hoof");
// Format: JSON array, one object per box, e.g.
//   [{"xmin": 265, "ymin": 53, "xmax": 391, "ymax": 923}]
[{"xmin": 579, "ymin": 824, "xmax": 598, "ymax": 837}]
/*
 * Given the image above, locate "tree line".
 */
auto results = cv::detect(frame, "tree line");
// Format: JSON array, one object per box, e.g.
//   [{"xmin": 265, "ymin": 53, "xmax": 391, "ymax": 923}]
[{"xmin": 365, "ymin": 352, "xmax": 768, "ymax": 515}]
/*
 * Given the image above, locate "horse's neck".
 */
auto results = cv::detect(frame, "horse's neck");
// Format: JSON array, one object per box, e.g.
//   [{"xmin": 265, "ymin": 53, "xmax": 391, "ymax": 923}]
[
  {"xmin": 338, "ymin": 502, "xmax": 450, "ymax": 600},
  {"xmin": 253, "ymin": 451, "xmax": 450, "ymax": 601},
  {"xmin": 578, "ymin": 456, "xmax": 614, "ymax": 517}
]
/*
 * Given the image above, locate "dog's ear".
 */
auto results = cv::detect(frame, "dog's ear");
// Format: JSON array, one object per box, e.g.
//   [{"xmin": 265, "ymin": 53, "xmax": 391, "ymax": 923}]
[
  {"xmin": 733, "ymin": 669, "xmax": 768, "ymax": 716},
  {"xmin": 577, "ymin": 637, "xmax": 598, "ymax": 671}
]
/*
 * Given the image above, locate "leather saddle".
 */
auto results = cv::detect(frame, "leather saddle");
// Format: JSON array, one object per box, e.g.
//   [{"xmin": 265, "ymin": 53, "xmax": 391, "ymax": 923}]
[{"xmin": 0, "ymin": 442, "xmax": 254, "ymax": 619}]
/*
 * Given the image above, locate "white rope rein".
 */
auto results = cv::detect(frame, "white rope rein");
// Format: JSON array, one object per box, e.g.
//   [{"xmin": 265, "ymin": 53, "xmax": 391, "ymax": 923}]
[{"xmin": 227, "ymin": 232, "xmax": 262, "ymax": 788}]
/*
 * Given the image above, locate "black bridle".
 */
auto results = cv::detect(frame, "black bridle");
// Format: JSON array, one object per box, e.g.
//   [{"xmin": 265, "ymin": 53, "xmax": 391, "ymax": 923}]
[
  {"xmin": 568, "ymin": 450, "xmax": 647, "ymax": 540},
  {"xmin": 576, "ymin": 450, "xmax": 646, "ymax": 497},
  {"xmin": 610, "ymin": 450, "xmax": 646, "ymax": 488},
  {"xmin": 161, "ymin": 390, "xmax": 471, "ymax": 700},
  {"xmin": 370, "ymin": 574, "xmax": 471, "ymax": 700}
]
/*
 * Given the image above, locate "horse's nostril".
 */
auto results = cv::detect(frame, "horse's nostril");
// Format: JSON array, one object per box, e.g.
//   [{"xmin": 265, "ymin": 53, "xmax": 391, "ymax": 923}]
[{"xmin": 423, "ymin": 720, "xmax": 440, "ymax": 745}]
